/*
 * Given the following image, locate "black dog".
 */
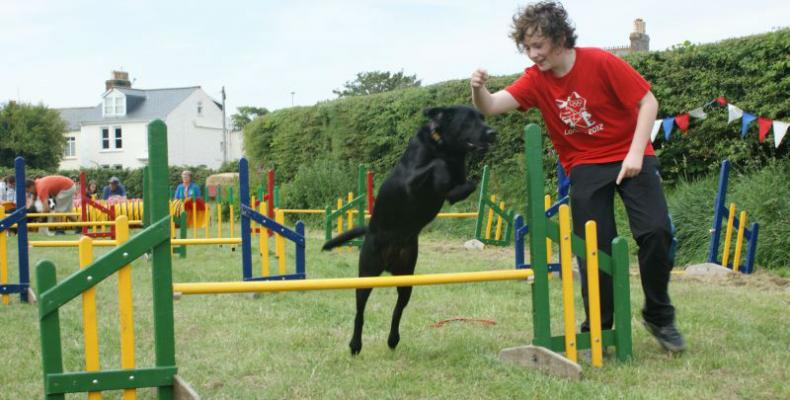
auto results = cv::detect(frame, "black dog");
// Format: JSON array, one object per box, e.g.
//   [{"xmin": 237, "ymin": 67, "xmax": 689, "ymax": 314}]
[{"xmin": 322, "ymin": 105, "xmax": 496, "ymax": 355}]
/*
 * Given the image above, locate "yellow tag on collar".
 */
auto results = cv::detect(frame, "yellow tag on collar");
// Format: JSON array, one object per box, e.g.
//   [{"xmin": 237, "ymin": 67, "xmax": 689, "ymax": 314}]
[{"xmin": 431, "ymin": 131, "xmax": 441, "ymax": 142}]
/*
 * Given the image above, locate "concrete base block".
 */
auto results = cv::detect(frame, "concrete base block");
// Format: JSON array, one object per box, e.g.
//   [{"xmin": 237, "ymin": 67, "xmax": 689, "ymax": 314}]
[
  {"xmin": 464, "ymin": 239, "xmax": 485, "ymax": 250},
  {"xmin": 683, "ymin": 263, "xmax": 734, "ymax": 277},
  {"xmin": 500, "ymin": 345, "xmax": 582, "ymax": 380},
  {"xmin": 174, "ymin": 375, "xmax": 201, "ymax": 400},
  {"xmin": 27, "ymin": 288, "xmax": 37, "ymax": 304}
]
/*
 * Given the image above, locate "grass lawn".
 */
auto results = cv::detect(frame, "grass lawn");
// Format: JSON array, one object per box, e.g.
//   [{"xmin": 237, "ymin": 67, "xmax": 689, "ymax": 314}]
[{"xmin": 1, "ymin": 227, "xmax": 789, "ymax": 399}]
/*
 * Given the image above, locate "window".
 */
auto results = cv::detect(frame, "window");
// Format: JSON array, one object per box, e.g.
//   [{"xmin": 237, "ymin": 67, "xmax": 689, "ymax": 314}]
[
  {"xmin": 197, "ymin": 101, "xmax": 203, "ymax": 115},
  {"xmin": 115, "ymin": 96, "xmax": 125, "ymax": 115},
  {"xmin": 113, "ymin": 164, "xmax": 123, "ymax": 170},
  {"xmin": 64, "ymin": 137, "xmax": 76, "ymax": 158},
  {"xmin": 114, "ymin": 127, "xmax": 123, "ymax": 148},
  {"xmin": 102, "ymin": 128, "xmax": 110, "ymax": 149},
  {"xmin": 103, "ymin": 93, "xmax": 126, "ymax": 117}
]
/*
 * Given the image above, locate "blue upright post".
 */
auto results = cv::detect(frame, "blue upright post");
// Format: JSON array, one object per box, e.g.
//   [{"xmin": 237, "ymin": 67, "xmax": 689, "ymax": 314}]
[
  {"xmin": 514, "ymin": 215, "xmax": 525, "ymax": 269},
  {"xmin": 295, "ymin": 221, "xmax": 305, "ymax": 276},
  {"xmin": 240, "ymin": 158, "xmax": 253, "ymax": 281},
  {"xmin": 707, "ymin": 160, "xmax": 730, "ymax": 264},
  {"xmin": 744, "ymin": 223, "xmax": 759, "ymax": 274},
  {"xmin": 15, "ymin": 157, "xmax": 30, "ymax": 303}
]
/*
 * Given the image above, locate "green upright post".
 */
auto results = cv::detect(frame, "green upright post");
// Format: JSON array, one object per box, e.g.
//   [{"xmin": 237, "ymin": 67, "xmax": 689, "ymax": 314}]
[
  {"xmin": 524, "ymin": 125, "xmax": 552, "ymax": 348},
  {"xmin": 612, "ymin": 237, "xmax": 633, "ymax": 361},
  {"xmin": 474, "ymin": 165, "xmax": 490, "ymax": 240},
  {"xmin": 147, "ymin": 120, "xmax": 177, "ymax": 400},
  {"xmin": 37, "ymin": 261, "xmax": 65, "ymax": 400}
]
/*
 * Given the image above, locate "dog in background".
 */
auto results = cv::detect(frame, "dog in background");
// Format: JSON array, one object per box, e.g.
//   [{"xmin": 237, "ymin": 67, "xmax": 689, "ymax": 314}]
[{"xmin": 322, "ymin": 105, "xmax": 496, "ymax": 355}]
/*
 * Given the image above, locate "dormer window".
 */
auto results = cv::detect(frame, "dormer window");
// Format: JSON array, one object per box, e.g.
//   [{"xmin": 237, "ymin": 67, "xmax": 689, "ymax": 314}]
[{"xmin": 103, "ymin": 91, "xmax": 126, "ymax": 117}]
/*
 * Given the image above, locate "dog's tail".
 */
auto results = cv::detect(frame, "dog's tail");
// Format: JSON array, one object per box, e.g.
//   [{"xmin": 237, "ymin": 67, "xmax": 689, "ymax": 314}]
[{"xmin": 322, "ymin": 226, "xmax": 367, "ymax": 251}]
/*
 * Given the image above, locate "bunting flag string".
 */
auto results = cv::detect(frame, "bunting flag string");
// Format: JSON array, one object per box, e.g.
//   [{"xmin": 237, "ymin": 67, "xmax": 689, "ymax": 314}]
[{"xmin": 650, "ymin": 96, "xmax": 788, "ymax": 148}]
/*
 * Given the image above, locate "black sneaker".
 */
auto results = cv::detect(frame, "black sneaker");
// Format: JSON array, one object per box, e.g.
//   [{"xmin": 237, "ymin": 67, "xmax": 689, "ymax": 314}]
[{"xmin": 642, "ymin": 320, "xmax": 686, "ymax": 353}]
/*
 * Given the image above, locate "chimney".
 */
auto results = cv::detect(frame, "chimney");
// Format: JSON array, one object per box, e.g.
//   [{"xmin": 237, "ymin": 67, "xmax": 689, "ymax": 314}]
[
  {"xmin": 629, "ymin": 19, "xmax": 650, "ymax": 53},
  {"xmin": 105, "ymin": 70, "xmax": 132, "ymax": 91}
]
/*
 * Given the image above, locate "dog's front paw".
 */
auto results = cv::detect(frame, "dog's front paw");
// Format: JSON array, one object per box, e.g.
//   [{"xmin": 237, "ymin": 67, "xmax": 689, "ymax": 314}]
[
  {"xmin": 349, "ymin": 338, "xmax": 362, "ymax": 355},
  {"xmin": 387, "ymin": 332, "xmax": 400, "ymax": 350}
]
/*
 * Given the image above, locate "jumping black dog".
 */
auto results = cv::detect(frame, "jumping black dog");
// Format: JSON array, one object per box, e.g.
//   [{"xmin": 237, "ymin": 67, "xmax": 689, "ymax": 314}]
[{"xmin": 322, "ymin": 105, "xmax": 496, "ymax": 355}]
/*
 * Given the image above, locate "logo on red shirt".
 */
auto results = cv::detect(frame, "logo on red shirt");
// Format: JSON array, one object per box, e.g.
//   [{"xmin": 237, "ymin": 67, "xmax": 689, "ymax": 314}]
[{"xmin": 555, "ymin": 91, "xmax": 604, "ymax": 136}]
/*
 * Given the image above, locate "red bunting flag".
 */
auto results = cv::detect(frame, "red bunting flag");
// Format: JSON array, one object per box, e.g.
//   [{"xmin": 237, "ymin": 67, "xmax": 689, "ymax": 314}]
[
  {"xmin": 715, "ymin": 96, "xmax": 728, "ymax": 106},
  {"xmin": 675, "ymin": 113, "xmax": 690, "ymax": 132},
  {"xmin": 758, "ymin": 117, "xmax": 773, "ymax": 143}
]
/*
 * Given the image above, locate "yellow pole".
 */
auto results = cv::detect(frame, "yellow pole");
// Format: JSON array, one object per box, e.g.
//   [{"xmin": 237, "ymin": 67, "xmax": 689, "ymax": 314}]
[
  {"xmin": 558, "ymin": 205, "xmax": 576, "ymax": 362},
  {"xmin": 732, "ymin": 211, "xmax": 747, "ymax": 273},
  {"xmin": 174, "ymin": 269, "xmax": 535, "ymax": 295},
  {"xmin": 485, "ymin": 195, "xmax": 496, "ymax": 240},
  {"xmin": 495, "ymin": 200, "xmax": 505, "ymax": 241},
  {"xmin": 0, "ymin": 208, "xmax": 8, "ymax": 305},
  {"xmin": 229, "ymin": 205, "xmax": 235, "ymax": 239},
  {"xmin": 250, "ymin": 195, "xmax": 258, "ymax": 240},
  {"xmin": 259, "ymin": 202, "xmax": 270, "ymax": 277},
  {"xmin": 336, "ymin": 198, "xmax": 343, "ymax": 252},
  {"xmin": 276, "ymin": 209, "xmax": 286, "ymax": 275},
  {"xmin": 545, "ymin": 195, "xmax": 553, "ymax": 263},
  {"xmin": 79, "ymin": 237, "xmax": 102, "ymax": 400},
  {"xmin": 115, "ymin": 216, "xmax": 136, "ymax": 400},
  {"xmin": 585, "ymin": 220, "xmax": 603, "ymax": 368},
  {"xmin": 721, "ymin": 203, "xmax": 736, "ymax": 268}
]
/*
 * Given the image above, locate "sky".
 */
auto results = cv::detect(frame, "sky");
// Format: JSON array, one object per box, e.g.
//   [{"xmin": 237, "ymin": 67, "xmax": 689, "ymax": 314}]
[{"xmin": 1, "ymin": 0, "xmax": 788, "ymax": 115}]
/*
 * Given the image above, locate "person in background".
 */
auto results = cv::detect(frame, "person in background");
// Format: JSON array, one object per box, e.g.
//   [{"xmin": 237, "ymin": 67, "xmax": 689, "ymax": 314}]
[
  {"xmin": 25, "ymin": 175, "xmax": 77, "ymax": 236},
  {"xmin": 174, "ymin": 170, "xmax": 202, "ymax": 199},
  {"xmin": 102, "ymin": 176, "xmax": 127, "ymax": 200},
  {"xmin": 86, "ymin": 180, "xmax": 99, "ymax": 198},
  {"xmin": 470, "ymin": 1, "xmax": 684, "ymax": 353},
  {"xmin": 1, "ymin": 175, "xmax": 16, "ymax": 207}
]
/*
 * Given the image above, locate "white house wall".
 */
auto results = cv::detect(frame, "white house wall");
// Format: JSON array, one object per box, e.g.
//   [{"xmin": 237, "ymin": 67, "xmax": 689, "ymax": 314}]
[
  {"xmin": 78, "ymin": 121, "xmax": 149, "ymax": 169},
  {"xmin": 165, "ymin": 90, "xmax": 224, "ymax": 168}
]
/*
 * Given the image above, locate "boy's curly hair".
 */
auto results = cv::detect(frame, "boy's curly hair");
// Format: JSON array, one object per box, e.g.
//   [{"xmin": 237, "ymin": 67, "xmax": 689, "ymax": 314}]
[{"xmin": 510, "ymin": 1, "xmax": 577, "ymax": 52}]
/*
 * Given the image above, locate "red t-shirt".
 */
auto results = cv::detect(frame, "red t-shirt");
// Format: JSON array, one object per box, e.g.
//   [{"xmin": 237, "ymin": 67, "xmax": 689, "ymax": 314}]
[
  {"xmin": 35, "ymin": 176, "xmax": 74, "ymax": 203},
  {"xmin": 505, "ymin": 47, "xmax": 653, "ymax": 172}
]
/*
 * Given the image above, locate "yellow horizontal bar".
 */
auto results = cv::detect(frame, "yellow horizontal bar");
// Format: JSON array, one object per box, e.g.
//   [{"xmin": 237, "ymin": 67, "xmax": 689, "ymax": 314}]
[
  {"xmin": 171, "ymin": 238, "xmax": 242, "ymax": 245},
  {"xmin": 436, "ymin": 212, "xmax": 478, "ymax": 218},
  {"xmin": 23, "ymin": 221, "xmax": 142, "ymax": 228},
  {"xmin": 27, "ymin": 212, "xmax": 80, "ymax": 217},
  {"xmin": 277, "ymin": 209, "xmax": 326, "ymax": 214},
  {"xmin": 174, "ymin": 269, "xmax": 533, "ymax": 295},
  {"xmin": 30, "ymin": 240, "xmax": 118, "ymax": 247}
]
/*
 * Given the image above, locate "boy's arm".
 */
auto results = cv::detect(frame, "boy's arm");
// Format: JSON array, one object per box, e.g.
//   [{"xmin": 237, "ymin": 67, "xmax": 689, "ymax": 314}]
[
  {"xmin": 616, "ymin": 91, "xmax": 659, "ymax": 185},
  {"xmin": 471, "ymin": 68, "xmax": 520, "ymax": 116}
]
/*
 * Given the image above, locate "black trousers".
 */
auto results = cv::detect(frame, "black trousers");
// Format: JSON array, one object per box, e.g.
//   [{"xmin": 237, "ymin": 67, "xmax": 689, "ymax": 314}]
[{"xmin": 570, "ymin": 156, "xmax": 676, "ymax": 329}]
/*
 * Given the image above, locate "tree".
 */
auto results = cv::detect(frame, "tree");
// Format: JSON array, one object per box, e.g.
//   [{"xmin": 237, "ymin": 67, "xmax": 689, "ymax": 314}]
[
  {"xmin": 333, "ymin": 70, "xmax": 421, "ymax": 98},
  {"xmin": 231, "ymin": 106, "xmax": 269, "ymax": 131},
  {"xmin": 0, "ymin": 101, "xmax": 67, "ymax": 170}
]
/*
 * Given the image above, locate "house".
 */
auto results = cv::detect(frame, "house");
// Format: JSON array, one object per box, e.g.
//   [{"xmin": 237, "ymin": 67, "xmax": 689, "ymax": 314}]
[{"xmin": 58, "ymin": 70, "xmax": 243, "ymax": 170}]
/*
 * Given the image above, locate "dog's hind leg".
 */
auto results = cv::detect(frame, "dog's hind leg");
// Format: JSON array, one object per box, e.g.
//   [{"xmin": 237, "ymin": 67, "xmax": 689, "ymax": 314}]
[
  {"xmin": 350, "ymin": 242, "xmax": 381, "ymax": 355},
  {"xmin": 387, "ymin": 240, "xmax": 418, "ymax": 350}
]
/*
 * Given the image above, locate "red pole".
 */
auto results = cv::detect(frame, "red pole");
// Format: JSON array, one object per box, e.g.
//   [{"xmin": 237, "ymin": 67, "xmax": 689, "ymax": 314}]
[
  {"xmin": 80, "ymin": 171, "xmax": 88, "ymax": 236},
  {"xmin": 367, "ymin": 170, "xmax": 375, "ymax": 215}
]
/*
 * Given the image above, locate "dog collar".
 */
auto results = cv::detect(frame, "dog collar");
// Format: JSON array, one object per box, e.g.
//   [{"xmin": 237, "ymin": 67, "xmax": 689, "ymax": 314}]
[{"xmin": 430, "ymin": 130, "xmax": 441, "ymax": 142}]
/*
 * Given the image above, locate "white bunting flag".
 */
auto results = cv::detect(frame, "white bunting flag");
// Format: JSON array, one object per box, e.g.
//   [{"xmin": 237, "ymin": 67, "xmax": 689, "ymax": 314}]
[
  {"xmin": 727, "ymin": 104, "xmax": 743, "ymax": 124},
  {"xmin": 650, "ymin": 119, "xmax": 662, "ymax": 142},
  {"xmin": 689, "ymin": 107, "xmax": 707, "ymax": 119},
  {"xmin": 773, "ymin": 120, "xmax": 789, "ymax": 148}
]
